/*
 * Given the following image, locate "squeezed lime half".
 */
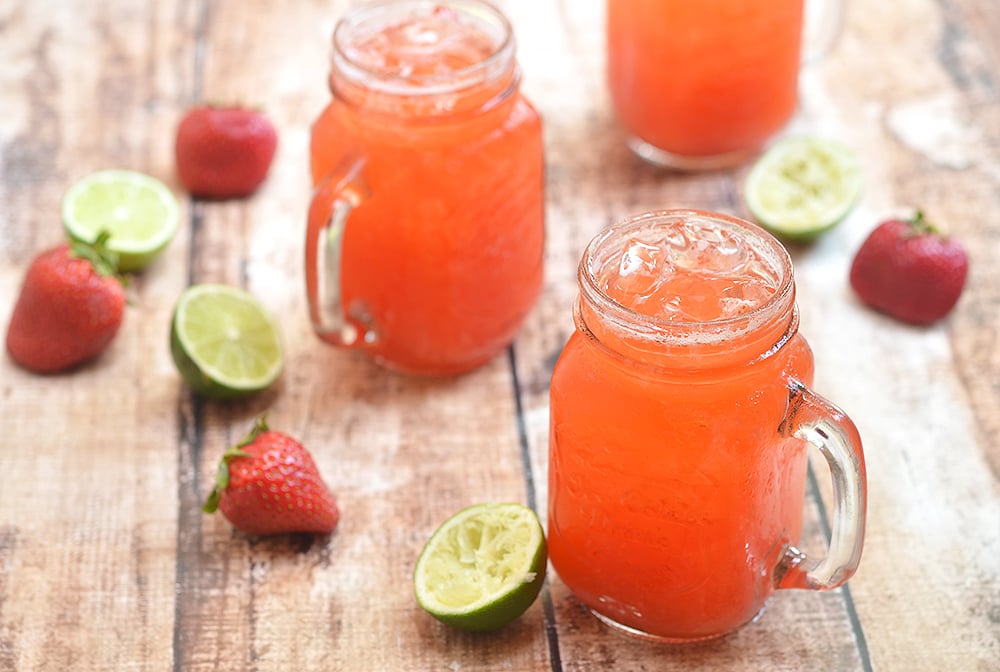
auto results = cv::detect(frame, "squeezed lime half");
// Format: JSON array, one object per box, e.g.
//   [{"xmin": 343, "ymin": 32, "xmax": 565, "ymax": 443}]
[
  {"xmin": 414, "ymin": 503, "xmax": 547, "ymax": 632},
  {"xmin": 744, "ymin": 136, "xmax": 863, "ymax": 241}
]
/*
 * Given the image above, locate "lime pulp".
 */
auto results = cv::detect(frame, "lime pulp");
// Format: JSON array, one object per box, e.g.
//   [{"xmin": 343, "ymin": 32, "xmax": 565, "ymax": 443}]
[
  {"xmin": 62, "ymin": 169, "xmax": 180, "ymax": 272},
  {"xmin": 414, "ymin": 502, "xmax": 547, "ymax": 632},
  {"xmin": 170, "ymin": 284, "xmax": 284, "ymax": 400},
  {"xmin": 743, "ymin": 136, "xmax": 863, "ymax": 241}
]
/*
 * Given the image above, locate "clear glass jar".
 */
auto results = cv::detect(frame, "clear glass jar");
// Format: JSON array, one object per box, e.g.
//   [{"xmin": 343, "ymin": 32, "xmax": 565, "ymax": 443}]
[
  {"xmin": 606, "ymin": 0, "xmax": 844, "ymax": 170},
  {"xmin": 306, "ymin": 0, "xmax": 544, "ymax": 375},
  {"xmin": 548, "ymin": 210, "xmax": 866, "ymax": 640}
]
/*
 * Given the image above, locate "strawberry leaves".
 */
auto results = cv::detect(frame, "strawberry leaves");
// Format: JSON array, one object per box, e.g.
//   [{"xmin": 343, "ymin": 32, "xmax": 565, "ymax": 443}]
[{"xmin": 202, "ymin": 416, "xmax": 267, "ymax": 514}]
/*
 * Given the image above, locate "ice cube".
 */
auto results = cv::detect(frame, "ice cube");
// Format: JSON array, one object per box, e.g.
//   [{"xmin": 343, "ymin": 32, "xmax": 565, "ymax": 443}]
[
  {"xmin": 717, "ymin": 277, "xmax": 777, "ymax": 317},
  {"xmin": 607, "ymin": 238, "xmax": 672, "ymax": 305},
  {"xmin": 619, "ymin": 238, "xmax": 662, "ymax": 276},
  {"xmin": 665, "ymin": 221, "xmax": 752, "ymax": 275}
]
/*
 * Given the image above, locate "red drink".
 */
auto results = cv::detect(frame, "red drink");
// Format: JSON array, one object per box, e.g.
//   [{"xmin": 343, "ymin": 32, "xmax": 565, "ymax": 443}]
[
  {"xmin": 306, "ymin": 1, "xmax": 544, "ymax": 375},
  {"xmin": 548, "ymin": 210, "xmax": 866, "ymax": 640},
  {"xmin": 607, "ymin": 0, "xmax": 805, "ymax": 168}
]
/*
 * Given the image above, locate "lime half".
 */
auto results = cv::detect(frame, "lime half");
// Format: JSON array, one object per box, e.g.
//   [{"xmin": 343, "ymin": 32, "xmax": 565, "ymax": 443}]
[
  {"xmin": 744, "ymin": 137, "xmax": 863, "ymax": 241},
  {"xmin": 414, "ymin": 503, "xmax": 547, "ymax": 632},
  {"xmin": 170, "ymin": 284, "xmax": 284, "ymax": 400},
  {"xmin": 62, "ymin": 169, "xmax": 180, "ymax": 272}
]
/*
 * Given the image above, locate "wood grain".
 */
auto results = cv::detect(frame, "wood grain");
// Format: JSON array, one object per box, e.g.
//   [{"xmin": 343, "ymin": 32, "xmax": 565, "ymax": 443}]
[{"xmin": 1, "ymin": 0, "xmax": 998, "ymax": 670}]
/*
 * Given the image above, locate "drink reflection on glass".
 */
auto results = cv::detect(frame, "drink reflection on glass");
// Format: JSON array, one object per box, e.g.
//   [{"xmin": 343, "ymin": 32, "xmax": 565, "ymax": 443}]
[
  {"xmin": 548, "ymin": 210, "xmax": 866, "ymax": 641},
  {"xmin": 607, "ymin": 0, "xmax": 842, "ymax": 170},
  {"xmin": 306, "ymin": 0, "xmax": 545, "ymax": 376}
]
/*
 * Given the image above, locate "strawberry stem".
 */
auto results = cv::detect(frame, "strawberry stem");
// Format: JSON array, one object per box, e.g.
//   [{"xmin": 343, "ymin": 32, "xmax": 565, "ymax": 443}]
[
  {"xmin": 237, "ymin": 414, "xmax": 270, "ymax": 448},
  {"xmin": 908, "ymin": 210, "xmax": 941, "ymax": 237},
  {"xmin": 69, "ymin": 230, "xmax": 121, "ymax": 277},
  {"xmin": 201, "ymin": 415, "xmax": 270, "ymax": 514}
]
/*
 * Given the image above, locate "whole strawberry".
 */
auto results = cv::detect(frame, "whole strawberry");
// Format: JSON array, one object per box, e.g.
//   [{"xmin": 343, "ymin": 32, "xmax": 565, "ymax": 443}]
[
  {"xmin": 203, "ymin": 416, "xmax": 339, "ymax": 536},
  {"xmin": 175, "ymin": 104, "xmax": 277, "ymax": 199},
  {"xmin": 5, "ymin": 233, "xmax": 126, "ymax": 373},
  {"xmin": 849, "ymin": 211, "xmax": 968, "ymax": 325}
]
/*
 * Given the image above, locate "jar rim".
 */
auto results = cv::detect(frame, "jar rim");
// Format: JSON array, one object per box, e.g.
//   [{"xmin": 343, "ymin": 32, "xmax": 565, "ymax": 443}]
[
  {"xmin": 578, "ymin": 209, "xmax": 796, "ymax": 346},
  {"xmin": 331, "ymin": 0, "xmax": 516, "ymax": 97}
]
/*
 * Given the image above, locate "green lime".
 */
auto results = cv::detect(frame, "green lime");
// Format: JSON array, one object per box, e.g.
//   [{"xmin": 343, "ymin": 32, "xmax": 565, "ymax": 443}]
[
  {"xmin": 62, "ymin": 169, "xmax": 180, "ymax": 272},
  {"xmin": 414, "ymin": 503, "xmax": 547, "ymax": 632},
  {"xmin": 170, "ymin": 284, "xmax": 284, "ymax": 400},
  {"xmin": 744, "ymin": 136, "xmax": 863, "ymax": 241}
]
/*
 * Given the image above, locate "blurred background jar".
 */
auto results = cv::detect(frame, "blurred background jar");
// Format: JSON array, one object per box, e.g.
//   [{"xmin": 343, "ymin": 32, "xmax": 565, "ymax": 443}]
[{"xmin": 606, "ymin": 0, "xmax": 843, "ymax": 170}]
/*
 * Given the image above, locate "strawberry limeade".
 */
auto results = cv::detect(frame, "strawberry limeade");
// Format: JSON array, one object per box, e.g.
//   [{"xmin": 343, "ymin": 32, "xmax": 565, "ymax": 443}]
[
  {"xmin": 607, "ymin": 0, "xmax": 805, "ymax": 167},
  {"xmin": 548, "ymin": 210, "xmax": 866, "ymax": 640},
  {"xmin": 307, "ymin": 0, "xmax": 543, "ymax": 375}
]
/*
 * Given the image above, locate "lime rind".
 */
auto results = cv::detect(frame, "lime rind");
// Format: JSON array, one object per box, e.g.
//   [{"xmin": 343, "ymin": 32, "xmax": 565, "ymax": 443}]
[
  {"xmin": 62, "ymin": 169, "xmax": 180, "ymax": 272},
  {"xmin": 170, "ymin": 284, "xmax": 284, "ymax": 399},
  {"xmin": 414, "ymin": 503, "xmax": 547, "ymax": 632},
  {"xmin": 744, "ymin": 137, "xmax": 863, "ymax": 241}
]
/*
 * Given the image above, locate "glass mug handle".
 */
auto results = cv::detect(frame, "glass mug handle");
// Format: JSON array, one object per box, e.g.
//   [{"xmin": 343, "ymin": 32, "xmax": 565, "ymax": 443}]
[
  {"xmin": 803, "ymin": 0, "xmax": 846, "ymax": 64},
  {"xmin": 305, "ymin": 154, "xmax": 370, "ymax": 347},
  {"xmin": 776, "ymin": 380, "xmax": 867, "ymax": 590}
]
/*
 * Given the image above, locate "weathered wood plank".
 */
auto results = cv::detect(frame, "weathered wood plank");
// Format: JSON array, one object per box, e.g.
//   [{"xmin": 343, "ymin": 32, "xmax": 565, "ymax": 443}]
[
  {"xmin": 514, "ymin": 0, "xmax": 999, "ymax": 669},
  {"xmin": 0, "ymin": 1, "xmax": 195, "ymax": 670},
  {"xmin": 798, "ymin": 1, "xmax": 1000, "ymax": 670},
  {"xmin": 1, "ymin": 0, "xmax": 998, "ymax": 670},
  {"xmin": 169, "ymin": 1, "xmax": 551, "ymax": 670}
]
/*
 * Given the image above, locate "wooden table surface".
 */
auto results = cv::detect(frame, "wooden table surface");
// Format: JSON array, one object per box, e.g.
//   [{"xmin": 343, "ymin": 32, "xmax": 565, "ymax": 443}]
[{"xmin": 2, "ymin": 1, "xmax": 998, "ymax": 670}]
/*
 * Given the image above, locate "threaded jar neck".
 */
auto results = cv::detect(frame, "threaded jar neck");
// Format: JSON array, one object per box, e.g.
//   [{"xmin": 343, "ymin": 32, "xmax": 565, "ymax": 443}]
[{"xmin": 576, "ymin": 210, "xmax": 799, "ymax": 370}]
